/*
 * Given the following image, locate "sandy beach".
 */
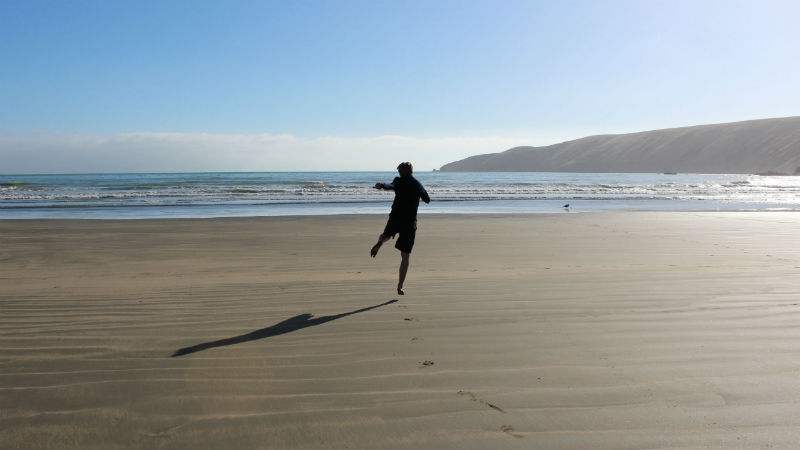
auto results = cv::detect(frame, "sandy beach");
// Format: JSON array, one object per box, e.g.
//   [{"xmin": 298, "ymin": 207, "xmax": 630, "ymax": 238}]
[{"xmin": 2, "ymin": 212, "xmax": 800, "ymax": 449}]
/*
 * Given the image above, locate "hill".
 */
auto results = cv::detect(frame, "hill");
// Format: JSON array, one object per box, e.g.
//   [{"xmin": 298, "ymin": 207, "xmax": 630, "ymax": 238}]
[{"xmin": 440, "ymin": 116, "xmax": 800, "ymax": 174}]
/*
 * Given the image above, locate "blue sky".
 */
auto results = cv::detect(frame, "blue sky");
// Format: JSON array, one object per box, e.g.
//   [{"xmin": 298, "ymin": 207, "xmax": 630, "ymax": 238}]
[{"xmin": 2, "ymin": 0, "xmax": 799, "ymax": 172}]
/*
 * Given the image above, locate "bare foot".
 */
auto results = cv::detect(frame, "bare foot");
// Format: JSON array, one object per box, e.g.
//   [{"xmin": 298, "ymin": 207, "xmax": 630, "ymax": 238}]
[
  {"xmin": 397, "ymin": 288, "xmax": 404, "ymax": 295},
  {"xmin": 370, "ymin": 242, "xmax": 381, "ymax": 257}
]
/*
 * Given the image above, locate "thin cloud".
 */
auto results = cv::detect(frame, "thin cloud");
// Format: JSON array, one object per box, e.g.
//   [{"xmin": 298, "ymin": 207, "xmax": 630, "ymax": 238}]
[{"xmin": 0, "ymin": 131, "xmax": 567, "ymax": 173}]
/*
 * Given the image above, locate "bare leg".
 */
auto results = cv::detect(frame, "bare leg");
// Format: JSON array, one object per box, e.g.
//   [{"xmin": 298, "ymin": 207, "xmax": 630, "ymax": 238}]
[
  {"xmin": 371, "ymin": 234, "xmax": 391, "ymax": 257},
  {"xmin": 397, "ymin": 251, "xmax": 410, "ymax": 295}
]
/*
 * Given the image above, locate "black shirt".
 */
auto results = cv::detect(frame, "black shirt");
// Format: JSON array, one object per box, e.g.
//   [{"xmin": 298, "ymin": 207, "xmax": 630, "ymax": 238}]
[{"xmin": 388, "ymin": 176, "xmax": 430, "ymax": 225}]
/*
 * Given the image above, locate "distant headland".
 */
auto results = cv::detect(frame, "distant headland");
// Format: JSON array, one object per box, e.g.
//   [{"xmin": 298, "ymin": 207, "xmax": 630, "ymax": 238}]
[{"xmin": 440, "ymin": 116, "xmax": 800, "ymax": 174}]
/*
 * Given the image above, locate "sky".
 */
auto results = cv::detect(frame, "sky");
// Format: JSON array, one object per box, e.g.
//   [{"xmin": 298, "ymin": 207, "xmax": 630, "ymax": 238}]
[{"xmin": 2, "ymin": 0, "xmax": 800, "ymax": 173}]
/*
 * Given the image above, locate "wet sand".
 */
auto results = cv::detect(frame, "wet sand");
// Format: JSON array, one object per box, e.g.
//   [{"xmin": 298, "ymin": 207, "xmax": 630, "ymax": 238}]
[{"xmin": 2, "ymin": 212, "xmax": 800, "ymax": 449}]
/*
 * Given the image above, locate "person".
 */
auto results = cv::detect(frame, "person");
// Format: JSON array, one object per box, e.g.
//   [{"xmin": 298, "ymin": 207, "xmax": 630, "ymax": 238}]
[{"xmin": 370, "ymin": 162, "xmax": 430, "ymax": 295}]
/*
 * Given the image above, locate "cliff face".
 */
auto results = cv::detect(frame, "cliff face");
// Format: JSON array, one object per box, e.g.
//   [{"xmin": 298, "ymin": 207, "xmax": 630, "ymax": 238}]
[{"xmin": 440, "ymin": 117, "xmax": 800, "ymax": 174}]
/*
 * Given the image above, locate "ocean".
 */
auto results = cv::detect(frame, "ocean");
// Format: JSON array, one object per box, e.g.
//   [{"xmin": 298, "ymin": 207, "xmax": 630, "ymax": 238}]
[{"xmin": 1, "ymin": 172, "xmax": 798, "ymax": 219}]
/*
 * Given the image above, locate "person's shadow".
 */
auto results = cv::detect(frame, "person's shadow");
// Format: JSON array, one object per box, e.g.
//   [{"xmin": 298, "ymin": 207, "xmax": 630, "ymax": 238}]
[{"xmin": 172, "ymin": 299, "xmax": 398, "ymax": 357}]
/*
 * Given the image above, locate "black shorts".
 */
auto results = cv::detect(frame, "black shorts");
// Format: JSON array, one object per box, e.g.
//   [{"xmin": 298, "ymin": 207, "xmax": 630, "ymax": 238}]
[{"xmin": 382, "ymin": 219, "xmax": 417, "ymax": 253}]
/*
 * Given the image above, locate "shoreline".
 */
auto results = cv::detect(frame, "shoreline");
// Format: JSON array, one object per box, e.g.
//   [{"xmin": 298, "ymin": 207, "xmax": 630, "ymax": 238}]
[
  {"xmin": 4, "ymin": 172, "xmax": 800, "ymax": 220},
  {"xmin": 3, "ymin": 212, "xmax": 800, "ymax": 449},
  {"xmin": 2, "ymin": 198, "xmax": 799, "ymax": 221},
  {"xmin": 1, "ymin": 209, "xmax": 799, "ymax": 227}
]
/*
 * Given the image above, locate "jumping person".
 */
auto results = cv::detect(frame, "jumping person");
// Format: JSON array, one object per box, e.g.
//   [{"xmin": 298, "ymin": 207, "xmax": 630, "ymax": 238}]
[{"xmin": 370, "ymin": 162, "xmax": 430, "ymax": 295}]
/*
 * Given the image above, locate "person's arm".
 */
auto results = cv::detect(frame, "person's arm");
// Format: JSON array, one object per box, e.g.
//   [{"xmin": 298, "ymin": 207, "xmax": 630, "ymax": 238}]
[
  {"xmin": 419, "ymin": 182, "xmax": 430, "ymax": 204},
  {"xmin": 374, "ymin": 177, "xmax": 400, "ymax": 191}
]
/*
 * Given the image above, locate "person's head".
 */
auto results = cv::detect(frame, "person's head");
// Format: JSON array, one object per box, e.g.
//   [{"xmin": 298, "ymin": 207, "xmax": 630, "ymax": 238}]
[{"xmin": 397, "ymin": 162, "xmax": 413, "ymax": 177}]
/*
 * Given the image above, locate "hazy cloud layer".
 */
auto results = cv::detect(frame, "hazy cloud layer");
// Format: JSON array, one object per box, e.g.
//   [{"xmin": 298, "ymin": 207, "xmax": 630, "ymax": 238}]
[{"xmin": 0, "ymin": 131, "xmax": 552, "ymax": 173}]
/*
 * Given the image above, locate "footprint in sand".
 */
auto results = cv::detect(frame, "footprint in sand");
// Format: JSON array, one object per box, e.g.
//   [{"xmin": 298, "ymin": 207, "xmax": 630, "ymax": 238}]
[
  {"xmin": 458, "ymin": 391, "xmax": 522, "ymax": 438},
  {"xmin": 457, "ymin": 390, "xmax": 506, "ymax": 413},
  {"xmin": 501, "ymin": 425, "xmax": 524, "ymax": 439}
]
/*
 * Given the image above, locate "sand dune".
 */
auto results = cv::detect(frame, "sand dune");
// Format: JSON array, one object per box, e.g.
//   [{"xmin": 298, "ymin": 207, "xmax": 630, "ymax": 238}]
[
  {"xmin": 2, "ymin": 213, "xmax": 800, "ymax": 448},
  {"xmin": 441, "ymin": 116, "xmax": 800, "ymax": 174}
]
